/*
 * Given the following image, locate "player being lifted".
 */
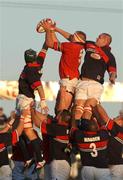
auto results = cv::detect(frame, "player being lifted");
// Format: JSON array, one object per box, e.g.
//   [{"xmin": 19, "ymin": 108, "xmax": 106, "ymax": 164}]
[
  {"xmin": 16, "ymin": 42, "xmax": 48, "ymax": 169},
  {"xmin": 40, "ymin": 19, "xmax": 86, "ymax": 115}
]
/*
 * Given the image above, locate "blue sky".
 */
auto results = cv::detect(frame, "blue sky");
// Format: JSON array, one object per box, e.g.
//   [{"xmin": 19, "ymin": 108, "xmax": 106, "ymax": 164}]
[{"xmin": 0, "ymin": 0, "xmax": 123, "ymax": 116}]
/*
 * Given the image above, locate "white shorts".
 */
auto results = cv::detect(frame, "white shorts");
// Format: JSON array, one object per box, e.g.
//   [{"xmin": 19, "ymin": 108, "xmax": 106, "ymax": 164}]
[
  {"xmin": 75, "ymin": 79, "xmax": 104, "ymax": 101},
  {"xmin": 16, "ymin": 94, "xmax": 33, "ymax": 129},
  {"xmin": 16, "ymin": 94, "xmax": 33, "ymax": 114},
  {"xmin": 59, "ymin": 78, "xmax": 78, "ymax": 94}
]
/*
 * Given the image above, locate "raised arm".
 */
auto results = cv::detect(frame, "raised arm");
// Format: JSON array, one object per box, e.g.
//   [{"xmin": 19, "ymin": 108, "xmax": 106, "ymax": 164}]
[
  {"xmin": 15, "ymin": 115, "xmax": 24, "ymax": 136},
  {"xmin": 31, "ymin": 107, "xmax": 47, "ymax": 128},
  {"xmin": 94, "ymin": 104, "xmax": 110, "ymax": 124},
  {"xmin": 0, "ymin": 114, "xmax": 24, "ymax": 146},
  {"xmin": 36, "ymin": 85, "xmax": 49, "ymax": 114},
  {"xmin": 55, "ymin": 26, "xmax": 72, "ymax": 41},
  {"xmin": 108, "ymin": 53, "xmax": 117, "ymax": 85},
  {"xmin": 41, "ymin": 20, "xmax": 59, "ymax": 48},
  {"xmin": 36, "ymin": 41, "xmax": 48, "ymax": 67}
]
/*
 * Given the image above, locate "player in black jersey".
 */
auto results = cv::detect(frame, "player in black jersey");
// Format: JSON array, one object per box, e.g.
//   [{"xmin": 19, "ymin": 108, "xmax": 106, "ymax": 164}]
[
  {"xmin": 0, "ymin": 114, "xmax": 24, "ymax": 180},
  {"xmin": 72, "ymin": 115, "xmax": 111, "ymax": 180},
  {"xmin": 31, "ymin": 108, "xmax": 72, "ymax": 180},
  {"xmin": 95, "ymin": 104, "xmax": 123, "ymax": 180},
  {"xmin": 16, "ymin": 42, "xmax": 48, "ymax": 169},
  {"xmin": 72, "ymin": 33, "xmax": 117, "ymax": 128}
]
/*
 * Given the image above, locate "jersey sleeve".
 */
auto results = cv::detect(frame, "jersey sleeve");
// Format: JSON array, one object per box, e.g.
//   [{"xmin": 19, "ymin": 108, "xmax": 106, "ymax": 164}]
[
  {"xmin": 41, "ymin": 122, "xmax": 57, "ymax": 136},
  {"xmin": 107, "ymin": 53, "xmax": 117, "ymax": 75},
  {"xmin": 53, "ymin": 41, "xmax": 63, "ymax": 52},
  {"xmin": 12, "ymin": 130, "xmax": 19, "ymax": 145},
  {"xmin": 106, "ymin": 119, "xmax": 123, "ymax": 136},
  {"xmin": 41, "ymin": 122, "xmax": 68, "ymax": 137},
  {"xmin": 0, "ymin": 132, "xmax": 12, "ymax": 145},
  {"xmin": 36, "ymin": 42, "xmax": 48, "ymax": 67}
]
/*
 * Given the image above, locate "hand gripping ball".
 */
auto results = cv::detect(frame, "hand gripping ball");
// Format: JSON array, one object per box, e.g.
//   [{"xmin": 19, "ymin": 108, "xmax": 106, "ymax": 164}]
[{"xmin": 36, "ymin": 18, "xmax": 55, "ymax": 33}]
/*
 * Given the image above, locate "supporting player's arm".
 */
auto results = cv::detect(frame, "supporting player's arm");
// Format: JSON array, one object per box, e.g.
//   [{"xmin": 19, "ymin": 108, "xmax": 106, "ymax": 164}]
[
  {"xmin": 31, "ymin": 107, "xmax": 47, "ymax": 128},
  {"xmin": 36, "ymin": 85, "xmax": 49, "ymax": 114},
  {"xmin": 15, "ymin": 115, "xmax": 24, "ymax": 136},
  {"xmin": 93, "ymin": 104, "xmax": 110, "ymax": 124}
]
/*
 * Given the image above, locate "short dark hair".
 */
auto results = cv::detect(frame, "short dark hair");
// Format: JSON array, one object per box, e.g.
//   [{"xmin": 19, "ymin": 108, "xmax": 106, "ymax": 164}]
[
  {"xmin": 80, "ymin": 118, "xmax": 99, "ymax": 131},
  {"xmin": 24, "ymin": 49, "xmax": 37, "ymax": 63},
  {"xmin": 60, "ymin": 109, "xmax": 72, "ymax": 124},
  {"xmin": 88, "ymin": 118, "xmax": 99, "ymax": 131}
]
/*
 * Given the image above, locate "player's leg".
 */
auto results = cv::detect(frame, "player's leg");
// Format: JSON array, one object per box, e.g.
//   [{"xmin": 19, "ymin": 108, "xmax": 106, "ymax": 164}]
[
  {"xmin": 71, "ymin": 79, "xmax": 87, "ymax": 127},
  {"xmin": 82, "ymin": 81, "xmax": 103, "ymax": 121},
  {"xmin": 23, "ymin": 120, "xmax": 45, "ymax": 169},
  {"xmin": 55, "ymin": 78, "xmax": 78, "ymax": 115},
  {"xmin": 16, "ymin": 95, "xmax": 45, "ymax": 169}
]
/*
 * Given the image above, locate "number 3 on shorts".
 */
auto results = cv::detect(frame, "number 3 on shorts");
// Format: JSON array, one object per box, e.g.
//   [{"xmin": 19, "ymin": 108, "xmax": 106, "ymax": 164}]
[{"xmin": 89, "ymin": 143, "xmax": 98, "ymax": 157}]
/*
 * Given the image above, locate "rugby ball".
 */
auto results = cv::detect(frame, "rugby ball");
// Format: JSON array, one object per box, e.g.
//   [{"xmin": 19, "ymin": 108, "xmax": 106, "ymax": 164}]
[{"xmin": 36, "ymin": 18, "xmax": 55, "ymax": 33}]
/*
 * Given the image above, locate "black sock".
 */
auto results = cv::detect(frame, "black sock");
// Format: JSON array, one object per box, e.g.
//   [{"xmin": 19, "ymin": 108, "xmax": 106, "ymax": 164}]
[
  {"xmin": 31, "ymin": 138, "xmax": 43, "ymax": 163},
  {"xmin": 19, "ymin": 137, "xmax": 31, "ymax": 161}
]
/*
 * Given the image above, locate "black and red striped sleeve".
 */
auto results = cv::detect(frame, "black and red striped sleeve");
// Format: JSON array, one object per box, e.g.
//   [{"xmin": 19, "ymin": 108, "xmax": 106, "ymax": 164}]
[
  {"xmin": 0, "ymin": 130, "xmax": 19, "ymax": 146},
  {"xmin": 12, "ymin": 130, "xmax": 19, "ymax": 145},
  {"xmin": 0, "ymin": 132, "xmax": 12, "ymax": 145},
  {"xmin": 37, "ymin": 42, "xmax": 48, "ymax": 67},
  {"xmin": 107, "ymin": 52, "xmax": 117, "ymax": 75},
  {"xmin": 106, "ymin": 119, "xmax": 123, "ymax": 136}
]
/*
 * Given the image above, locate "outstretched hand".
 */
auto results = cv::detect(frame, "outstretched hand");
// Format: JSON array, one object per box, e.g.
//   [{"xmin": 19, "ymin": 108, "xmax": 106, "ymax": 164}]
[{"xmin": 41, "ymin": 19, "xmax": 56, "ymax": 31}]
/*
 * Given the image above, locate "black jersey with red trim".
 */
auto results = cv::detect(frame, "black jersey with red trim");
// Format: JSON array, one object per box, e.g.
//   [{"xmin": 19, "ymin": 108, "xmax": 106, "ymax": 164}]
[
  {"xmin": 0, "ymin": 148, "xmax": 9, "ymax": 167},
  {"xmin": 41, "ymin": 115, "xmax": 71, "ymax": 163},
  {"xmin": 106, "ymin": 119, "xmax": 123, "ymax": 165},
  {"xmin": 80, "ymin": 41, "xmax": 117, "ymax": 84},
  {"xmin": 0, "ymin": 130, "xmax": 19, "ymax": 148},
  {"xmin": 18, "ymin": 49, "xmax": 47, "ymax": 98},
  {"xmin": 53, "ymin": 41, "xmax": 84, "ymax": 80},
  {"xmin": 73, "ymin": 128, "xmax": 109, "ymax": 168},
  {"xmin": 0, "ymin": 131, "xmax": 18, "ymax": 167}
]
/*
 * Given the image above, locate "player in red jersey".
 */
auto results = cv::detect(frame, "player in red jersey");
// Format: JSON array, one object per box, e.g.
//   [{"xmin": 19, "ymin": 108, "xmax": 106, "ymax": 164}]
[{"xmin": 41, "ymin": 20, "xmax": 86, "ymax": 115}]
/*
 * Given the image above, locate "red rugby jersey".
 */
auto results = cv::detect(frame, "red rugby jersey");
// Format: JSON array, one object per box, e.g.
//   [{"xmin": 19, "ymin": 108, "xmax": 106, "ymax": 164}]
[{"xmin": 54, "ymin": 42, "xmax": 84, "ymax": 80}]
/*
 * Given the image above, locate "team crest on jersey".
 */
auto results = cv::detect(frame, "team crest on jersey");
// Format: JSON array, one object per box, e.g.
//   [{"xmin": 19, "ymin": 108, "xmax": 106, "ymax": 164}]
[
  {"xmin": 86, "ymin": 48, "xmax": 95, "ymax": 53},
  {"xmin": 91, "ymin": 53, "xmax": 101, "ymax": 60}
]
